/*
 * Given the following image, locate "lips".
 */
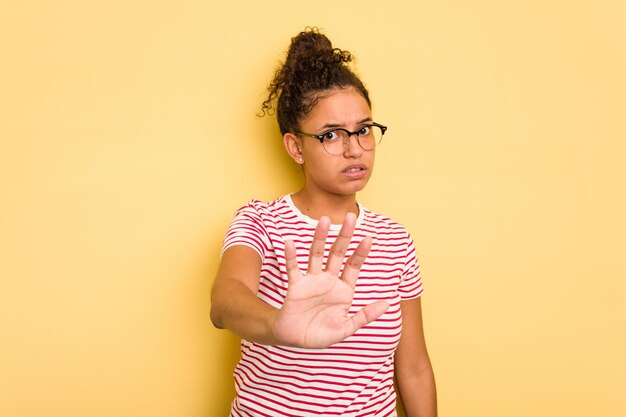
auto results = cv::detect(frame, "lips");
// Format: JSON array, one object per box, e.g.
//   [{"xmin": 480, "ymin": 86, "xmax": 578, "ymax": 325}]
[
  {"xmin": 342, "ymin": 164, "xmax": 367, "ymax": 173},
  {"xmin": 342, "ymin": 164, "xmax": 368, "ymax": 179}
]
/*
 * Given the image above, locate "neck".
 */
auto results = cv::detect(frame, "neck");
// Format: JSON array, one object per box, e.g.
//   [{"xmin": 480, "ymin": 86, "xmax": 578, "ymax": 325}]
[{"xmin": 291, "ymin": 188, "xmax": 359, "ymax": 225}]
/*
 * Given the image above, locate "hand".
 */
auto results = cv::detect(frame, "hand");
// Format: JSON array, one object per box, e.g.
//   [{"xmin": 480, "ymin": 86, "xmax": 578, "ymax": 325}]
[{"xmin": 271, "ymin": 212, "xmax": 389, "ymax": 349}]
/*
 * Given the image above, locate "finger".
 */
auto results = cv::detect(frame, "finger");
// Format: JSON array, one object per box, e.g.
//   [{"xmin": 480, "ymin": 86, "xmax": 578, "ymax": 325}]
[
  {"xmin": 307, "ymin": 216, "xmax": 330, "ymax": 274},
  {"xmin": 340, "ymin": 236, "xmax": 372, "ymax": 288},
  {"xmin": 284, "ymin": 240, "xmax": 302, "ymax": 285},
  {"xmin": 344, "ymin": 300, "xmax": 390, "ymax": 336},
  {"xmin": 325, "ymin": 212, "xmax": 357, "ymax": 276}
]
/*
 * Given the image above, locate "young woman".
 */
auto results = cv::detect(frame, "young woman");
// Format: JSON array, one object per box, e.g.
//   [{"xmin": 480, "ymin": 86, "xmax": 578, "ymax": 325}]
[{"xmin": 211, "ymin": 28, "xmax": 437, "ymax": 417}]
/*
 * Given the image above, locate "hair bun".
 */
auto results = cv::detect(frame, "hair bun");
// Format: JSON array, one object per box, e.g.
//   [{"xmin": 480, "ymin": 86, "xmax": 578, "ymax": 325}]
[
  {"xmin": 285, "ymin": 27, "xmax": 353, "ymax": 73},
  {"xmin": 261, "ymin": 27, "xmax": 370, "ymax": 135}
]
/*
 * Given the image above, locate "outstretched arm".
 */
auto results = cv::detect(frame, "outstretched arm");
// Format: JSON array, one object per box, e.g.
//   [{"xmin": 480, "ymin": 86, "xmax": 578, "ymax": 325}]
[
  {"xmin": 210, "ymin": 212, "xmax": 389, "ymax": 348},
  {"xmin": 210, "ymin": 244, "xmax": 279, "ymax": 344}
]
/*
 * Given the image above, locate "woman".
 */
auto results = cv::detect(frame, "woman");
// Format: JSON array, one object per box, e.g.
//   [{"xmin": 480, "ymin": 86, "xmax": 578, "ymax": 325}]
[{"xmin": 211, "ymin": 28, "xmax": 437, "ymax": 417}]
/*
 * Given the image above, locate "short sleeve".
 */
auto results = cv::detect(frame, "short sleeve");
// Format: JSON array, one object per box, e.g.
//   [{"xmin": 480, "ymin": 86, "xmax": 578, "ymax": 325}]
[
  {"xmin": 398, "ymin": 232, "xmax": 424, "ymax": 300},
  {"xmin": 221, "ymin": 202, "xmax": 271, "ymax": 259}
]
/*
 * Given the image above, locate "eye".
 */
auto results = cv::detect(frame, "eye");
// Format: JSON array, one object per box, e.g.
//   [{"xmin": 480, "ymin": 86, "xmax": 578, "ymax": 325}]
[
  {"xmin": 357, "ymin": 125, "xmax": 371, "ymax": 135},
  {"xmin": 321, "ymin": 130, "xmax": 340, "ymax": 141}
]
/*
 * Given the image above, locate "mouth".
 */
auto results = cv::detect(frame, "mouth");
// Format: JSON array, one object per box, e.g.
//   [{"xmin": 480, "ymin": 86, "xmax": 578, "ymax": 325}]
[
  {"xmin": 342, "ymin": 164, "xmax": 368, "ymax": 178},
  {"xmin": 343, "ymin": 164, "xmax": 367, "ymax": 173}
]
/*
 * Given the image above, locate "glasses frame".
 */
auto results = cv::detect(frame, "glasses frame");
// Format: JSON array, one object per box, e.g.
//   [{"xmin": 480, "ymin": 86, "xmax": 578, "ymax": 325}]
[{"xmin": 294, "ymin": 122, "xmax": 387, "ymax": 155}]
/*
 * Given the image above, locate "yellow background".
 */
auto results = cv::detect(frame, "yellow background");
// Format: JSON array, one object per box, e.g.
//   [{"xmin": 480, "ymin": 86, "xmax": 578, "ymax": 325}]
[{"xmin": 1, "ymin": 1, "xmax": 625, "ymax": 416}]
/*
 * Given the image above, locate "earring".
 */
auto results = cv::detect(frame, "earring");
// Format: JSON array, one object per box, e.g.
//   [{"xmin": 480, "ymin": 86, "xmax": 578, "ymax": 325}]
[{"xmin": 299, "ymin": 157, "xmax": 304, "ymax": 163}]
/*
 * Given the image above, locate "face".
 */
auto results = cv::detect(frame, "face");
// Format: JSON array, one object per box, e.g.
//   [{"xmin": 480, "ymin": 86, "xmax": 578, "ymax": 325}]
[{"xmin": 284, "ymin": 87, "xmax": 376, "ymax": 197}]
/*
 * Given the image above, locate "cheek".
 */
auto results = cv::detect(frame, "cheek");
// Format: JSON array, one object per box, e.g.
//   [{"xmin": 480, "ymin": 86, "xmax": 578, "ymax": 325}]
[
  {"xmin": 361, "ymin": 150, "xmax": 376, "ymax": 168},
  {"xmin": 304, "ymin": 159, "xmax": 335, "ymax": 178},
  {"xmin": 302, "ymin": 156, "xmax": 341, "ymax": 181}
]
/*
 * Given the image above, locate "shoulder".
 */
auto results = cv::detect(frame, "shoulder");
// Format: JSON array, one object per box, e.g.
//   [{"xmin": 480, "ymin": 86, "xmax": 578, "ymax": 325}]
[
  {"xmin": 223, "ymin": 196, "xmax": 290, "ymax": 255},
  {"xmin": 230, "ymin": 196, "xmax": 296, "ymax": 228},
  {"xmin": 234, "ymin": 195, "xmax": 289, "ymax": 215},
  {"xmin": 360, "ymin": 206, "xmax": 411, "ymax": 239}
]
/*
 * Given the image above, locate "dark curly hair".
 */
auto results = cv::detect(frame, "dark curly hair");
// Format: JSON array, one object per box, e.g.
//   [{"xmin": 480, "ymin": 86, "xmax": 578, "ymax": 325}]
[{"xmin": 261, "ymin": 27, "xmax": 371, "ymax": 135}]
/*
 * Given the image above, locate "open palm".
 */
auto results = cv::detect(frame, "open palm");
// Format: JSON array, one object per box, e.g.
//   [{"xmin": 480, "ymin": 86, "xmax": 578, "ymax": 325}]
[{"xmin": 272, "ymin": 213, "xmax": 389, "ymax": 349}]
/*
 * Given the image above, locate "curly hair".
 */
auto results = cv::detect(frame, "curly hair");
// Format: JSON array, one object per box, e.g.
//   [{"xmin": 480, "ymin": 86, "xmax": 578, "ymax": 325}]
[{"xmin": 260, "ymin": 27, "xmax": 371, "ymax": 135}]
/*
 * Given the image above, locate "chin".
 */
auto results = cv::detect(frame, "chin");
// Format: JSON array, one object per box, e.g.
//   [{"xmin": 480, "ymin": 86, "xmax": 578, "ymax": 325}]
[{"xmin": 339, "ymin": 179, "xmax": 370, "ymax": 195}]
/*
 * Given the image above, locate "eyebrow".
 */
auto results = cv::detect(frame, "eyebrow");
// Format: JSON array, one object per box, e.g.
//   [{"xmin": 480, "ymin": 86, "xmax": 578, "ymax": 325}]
[{"xmin": 320, "ymin": 117, "xmax": 373, "ymax": 130}]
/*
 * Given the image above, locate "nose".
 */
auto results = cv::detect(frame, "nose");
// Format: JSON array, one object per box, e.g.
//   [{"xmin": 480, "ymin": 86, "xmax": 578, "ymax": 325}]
[{"xmin": 343, "ymin": 132, "xmax": 363, "ymax": 157}]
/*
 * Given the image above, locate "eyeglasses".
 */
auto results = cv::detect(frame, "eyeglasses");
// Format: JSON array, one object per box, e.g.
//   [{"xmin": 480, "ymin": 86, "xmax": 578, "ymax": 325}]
[{"xmin": 295, "ymin": 122, "xmax": 387, "ymax": 155}]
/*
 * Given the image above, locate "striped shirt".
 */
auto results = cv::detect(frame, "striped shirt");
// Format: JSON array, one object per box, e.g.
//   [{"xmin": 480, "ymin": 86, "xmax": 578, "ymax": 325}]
[{"xmin": 222, "ymin": 194, "xmax": 423, "ymax": 417}]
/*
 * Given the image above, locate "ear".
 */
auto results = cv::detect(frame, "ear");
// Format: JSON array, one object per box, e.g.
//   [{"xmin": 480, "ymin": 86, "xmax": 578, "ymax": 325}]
[{"xmin": 283, "ymin": 133, "xmax": 304, "ymax": 165}]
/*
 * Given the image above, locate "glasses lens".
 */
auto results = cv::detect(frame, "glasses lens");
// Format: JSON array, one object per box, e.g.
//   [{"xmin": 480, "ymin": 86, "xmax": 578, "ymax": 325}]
[
  {"xmin": 357, "ymin": 125, "xmax": 384, "ymax": 151},
  {"xmin": 322, "ymin": 130, "xmax": 349, "ymax": 155},
  {"xmin": 321, "ymin": 125, "xmax": 385, "ymax": 155}
]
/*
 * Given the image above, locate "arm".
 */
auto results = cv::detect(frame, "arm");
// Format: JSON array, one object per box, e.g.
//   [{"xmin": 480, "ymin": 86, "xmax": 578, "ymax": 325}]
[
  {"xmin": 395, "ymin": 298, "xmax": 437, "ymax": 417},
  {"xmin": 210, "ymin": 245, "xmax": 281, "ymax": 345},
  {"xmin": 210, "ymin": 213, "xmax": 389, "ymax": 348}
]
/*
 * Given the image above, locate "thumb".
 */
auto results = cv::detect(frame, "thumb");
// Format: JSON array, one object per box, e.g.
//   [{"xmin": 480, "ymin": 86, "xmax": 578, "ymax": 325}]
[{"xmin": 344, "ymin": 300, "xmax": 390, "ymax": 337}]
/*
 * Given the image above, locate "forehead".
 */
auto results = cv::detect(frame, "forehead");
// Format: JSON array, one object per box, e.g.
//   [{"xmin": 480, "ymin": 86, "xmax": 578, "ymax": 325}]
[{"xmin": 302, "ymin": 88, "xmax": 372, "ymax": 129}]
